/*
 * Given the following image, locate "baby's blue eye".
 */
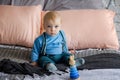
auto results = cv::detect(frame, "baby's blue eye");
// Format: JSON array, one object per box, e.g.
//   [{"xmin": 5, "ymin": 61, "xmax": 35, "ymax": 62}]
[{"xmin": 55, "ymin": 25, "xmax": 59, "ymax": 28}]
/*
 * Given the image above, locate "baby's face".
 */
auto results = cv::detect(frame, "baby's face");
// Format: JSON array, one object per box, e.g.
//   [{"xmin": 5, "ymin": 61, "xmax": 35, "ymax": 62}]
[{"xmin": 44, "ymin": 19, "xmax": 61, "ymax": 36}]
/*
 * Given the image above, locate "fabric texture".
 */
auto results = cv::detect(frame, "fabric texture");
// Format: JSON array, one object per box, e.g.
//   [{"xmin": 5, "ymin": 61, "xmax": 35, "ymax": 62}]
[
  {"xmin": 0, "ymin": 0, "xmax": 11, "ymax": 5},
  {"xmin": 0, "ymin": 5, "xmax": 42, "ymax": 47},
  {"xmin": 78, "ymin": 53, "xmax": 120, "ymax": 70},
  {"xmin": 11, "ymin": 0, "xmax": 45, "ymax": 8},
  {"xmin": 0, "ymin": 59, "xmax": 68, "ymax": 76},
  {"xmin": 0, "ymin": 59, "xmax": 51, "ymax": 76},
  {"xmin": 42, "ymin": 10, "xmax": 119, "ymax": 50},
  {"xmin": 43, "ymin": 0, "xmax": 104, "ymax": 11}
]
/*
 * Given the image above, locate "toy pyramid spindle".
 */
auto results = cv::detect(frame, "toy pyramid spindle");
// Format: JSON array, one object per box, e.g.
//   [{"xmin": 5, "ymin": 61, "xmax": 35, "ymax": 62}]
[{"xmin": 69, "ymin": 55, "xmax": 80, "ymax": 80}]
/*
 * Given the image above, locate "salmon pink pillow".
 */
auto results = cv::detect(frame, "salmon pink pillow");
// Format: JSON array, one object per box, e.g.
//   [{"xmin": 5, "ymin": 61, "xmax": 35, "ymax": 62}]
[
  {"xmin": 0, "ymin": 5, "xmax": 42, "ymax": 47},
  {"xmin": 59, "ymin": 10, "xmax": 119, "ymax": 50},
  {"xmin": 42, "ymin": 10, "xmax": 119, "ymax": 50}
]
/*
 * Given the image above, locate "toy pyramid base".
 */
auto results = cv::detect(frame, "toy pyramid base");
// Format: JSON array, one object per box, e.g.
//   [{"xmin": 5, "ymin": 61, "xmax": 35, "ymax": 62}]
[{"xmin": 69, "ymin": 77, "xmax": 80, "ymax": 80}]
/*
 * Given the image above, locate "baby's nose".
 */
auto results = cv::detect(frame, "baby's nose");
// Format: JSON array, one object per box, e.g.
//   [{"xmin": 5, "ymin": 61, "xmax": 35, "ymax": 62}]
[{"xmin": 51, "ymin": 27, "xmax": 55, "ymax": 31}]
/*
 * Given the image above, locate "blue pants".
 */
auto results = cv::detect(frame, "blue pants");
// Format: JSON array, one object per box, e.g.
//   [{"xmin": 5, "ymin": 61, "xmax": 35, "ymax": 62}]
[{"xmin": 38, "ymin": 53, "xmax": 71, "ymax": 68}]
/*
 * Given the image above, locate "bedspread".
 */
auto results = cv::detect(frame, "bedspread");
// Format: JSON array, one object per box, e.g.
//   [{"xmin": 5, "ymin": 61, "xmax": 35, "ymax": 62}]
[{"xmin": 78, "ymin": 53, "xmax": 120, "ymax": 70}]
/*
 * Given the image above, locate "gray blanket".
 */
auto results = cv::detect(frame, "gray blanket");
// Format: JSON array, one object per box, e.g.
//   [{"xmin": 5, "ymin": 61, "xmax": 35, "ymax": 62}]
[{"xmin": 78, "ymin": 53, "xmax": 120, "ymax": 70}]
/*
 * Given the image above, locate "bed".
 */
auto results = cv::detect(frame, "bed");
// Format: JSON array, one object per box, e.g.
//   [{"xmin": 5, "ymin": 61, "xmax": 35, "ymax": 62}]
[{"xmin": 0, "ymin": 0, "xmax": 120, "ymax": 80}]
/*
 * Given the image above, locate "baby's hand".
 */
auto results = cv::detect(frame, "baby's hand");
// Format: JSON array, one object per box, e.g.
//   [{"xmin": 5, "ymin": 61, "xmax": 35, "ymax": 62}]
[
  {"xmin": 69, "ymin": 49, "xmax": 76, "ymax": 54},
  {"xmin": 69, "ymin": 55, "xmax": 75, "ymax": 66},
  {"xmin": 30, "ymin": 62, "xmax": 38, "ymax": 66}
]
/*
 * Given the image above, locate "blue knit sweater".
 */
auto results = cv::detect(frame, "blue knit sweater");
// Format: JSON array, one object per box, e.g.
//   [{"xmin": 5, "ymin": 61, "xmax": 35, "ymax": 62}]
[{"xmin": 31, "ymin": 30, "xmax": 69, "ymax": 62}]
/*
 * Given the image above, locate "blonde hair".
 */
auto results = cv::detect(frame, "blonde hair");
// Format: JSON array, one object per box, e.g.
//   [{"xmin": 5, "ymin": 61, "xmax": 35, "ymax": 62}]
[{"xmin": 43, "ymin": 11, "xmax": 61, "ymax": 27}]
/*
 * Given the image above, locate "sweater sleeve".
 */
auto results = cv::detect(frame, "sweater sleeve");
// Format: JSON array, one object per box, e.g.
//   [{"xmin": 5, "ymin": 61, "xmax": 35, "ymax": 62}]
[
  {"xmin": 60, "ymin": 30, "xmax": 69, "ymax": 53},
  {"xmin": 31, "ymin": 36, "xmax": 42, "ymax": 62}
]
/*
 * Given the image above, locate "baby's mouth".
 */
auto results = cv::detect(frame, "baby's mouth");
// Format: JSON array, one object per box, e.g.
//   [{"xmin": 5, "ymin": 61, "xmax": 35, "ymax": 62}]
[{"xmin": 51, "ymin": 33, "xmax": 56, "ymax": 35}]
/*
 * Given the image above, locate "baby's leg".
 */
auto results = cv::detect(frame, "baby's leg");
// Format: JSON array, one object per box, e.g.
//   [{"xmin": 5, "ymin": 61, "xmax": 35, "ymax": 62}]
[
  {"xmin": 38, "ymin": 56, "xmax": 55, "ymax": 68},
  {"xmin": 38, "ymin": 56, "xmax": 57, "ymax": 71},
  {"xmin": 62, "ymin": 53, "xmax": 72, "ymax": 65}
]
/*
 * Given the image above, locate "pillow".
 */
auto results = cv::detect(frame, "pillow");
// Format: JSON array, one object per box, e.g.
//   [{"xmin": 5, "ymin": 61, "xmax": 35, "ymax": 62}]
[
  {"xmin": 43, "ymin": 0, "xmax": 104, "ymax": 11},
  {"xmin": 0, "ymin": 5, "xmax": 42, "ymax": 47},
  {"xmin": 42, "ymin": 10, "xmax": 119, "ymax": 50},
  {"xmin": 0, "ymin": 0, "xmax": 45, "ymax": 10}
]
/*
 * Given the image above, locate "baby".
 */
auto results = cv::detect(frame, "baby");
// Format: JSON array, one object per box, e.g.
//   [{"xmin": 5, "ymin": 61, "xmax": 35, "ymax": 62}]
[{"xmin": 31, "ymin": 11, "xmax": 85, "ymax": 71}]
